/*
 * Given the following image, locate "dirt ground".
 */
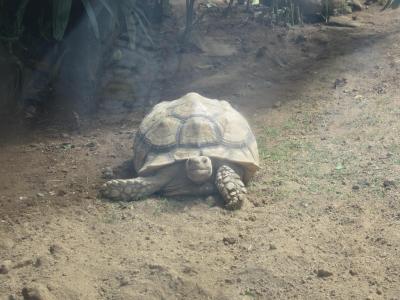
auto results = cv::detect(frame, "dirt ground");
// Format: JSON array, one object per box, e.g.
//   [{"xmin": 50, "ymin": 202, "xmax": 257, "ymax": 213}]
[{"xmin": 1, "ymin": 3, "xmax": 400, "ymax": 300}]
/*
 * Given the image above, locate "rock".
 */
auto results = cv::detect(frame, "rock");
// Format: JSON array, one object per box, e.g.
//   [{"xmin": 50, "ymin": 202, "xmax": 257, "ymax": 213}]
[
  {"xmin": 0, "ymin": 260, "xmax": 12, "ymax": 274},
  {"xmin": 22, "ymin": 284, "xmax": 55, "ymax": 300},
  {"xmin": 383, "ymin": 180, "xmax": 396, "ymax": 189},
  {"xmin": 49, "ymin": 244, "xmax": 64, "ymax": 256},
  {"xmin": 269, "ymin": 244, "xmax": 277, "ymax": 250},
  {"xmin": 247, "ymin": 215, "xmax": 256, "ymax": 222},
  {"xmin": 349, "ymin": 269, "xmax": 358, "ymax": 276},
  {"xmin": 117, "ymin": 276, "xmax": 130, "ymax": 287},
  {"xmin": 56, "ymin": 190, "xmax": 66, "ymax": 196},
  {"xmin": 223, "ymin": 237, "xmax": 237, "ymax": 245},
  {"xmin": 85, "ymin": 141, "xmax": 97, "ymax": 148},
  {"xmin": 316, "ymin": 269, "xmax": 333, "ymax": 278},
  {"xmin": 334, "ymin": 78, "xmax": 347, "ymax": 88}
]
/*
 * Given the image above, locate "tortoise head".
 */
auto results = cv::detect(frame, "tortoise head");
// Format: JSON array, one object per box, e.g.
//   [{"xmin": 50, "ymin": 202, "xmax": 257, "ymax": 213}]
[{"xmin": 185, "ymin": 156, "xmax": 213, "ymax": 184}]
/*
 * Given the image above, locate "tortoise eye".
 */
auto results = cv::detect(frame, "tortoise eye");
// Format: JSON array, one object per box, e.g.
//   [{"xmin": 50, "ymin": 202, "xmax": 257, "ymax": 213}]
[{"xmin": 202, "ymin": 158, "xmax": 208, "ymax": 164}]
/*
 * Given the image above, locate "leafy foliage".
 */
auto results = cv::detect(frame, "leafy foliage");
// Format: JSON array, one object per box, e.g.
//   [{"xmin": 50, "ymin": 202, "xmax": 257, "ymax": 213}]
[
  {"xmin": 382, "ymin": 0, "xmax": 400, "ymax": 9},
  {"xmin": 52, "ymin": 0, "xmax": 72, "ymax": 41},
  {"xmin": 0, "ymin": 0, "xmax": 153, "ymax": 46}
]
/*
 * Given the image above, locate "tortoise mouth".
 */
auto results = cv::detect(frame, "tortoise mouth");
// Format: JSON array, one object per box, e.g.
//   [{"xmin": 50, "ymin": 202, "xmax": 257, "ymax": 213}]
[
  {"xmin": 185, "ymin": 156, "xmax": 213, "ymax": 183},
  {"xmin": 186, "ymin": 168, "xmax": 213, "ymax": 183},
  {"xmin": 187, "ymin": 167, "xmax": 211, "ymax": 172}
]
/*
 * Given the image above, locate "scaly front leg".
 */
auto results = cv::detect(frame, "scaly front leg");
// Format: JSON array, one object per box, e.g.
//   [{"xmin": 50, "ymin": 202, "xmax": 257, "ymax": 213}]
[
  {"xmin": 215, "ymin": 165, "xmax": 247, "ymax": 210},
  {"xmin": 101, "ymin": 164, "xmax": 180, "ymax": 201}
]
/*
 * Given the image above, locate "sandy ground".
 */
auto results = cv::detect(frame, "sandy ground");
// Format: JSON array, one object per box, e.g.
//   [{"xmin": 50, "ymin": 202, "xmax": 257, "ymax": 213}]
[{"xmin": 1, "ymin": 4, "xmax": 400, "ymax": 300}]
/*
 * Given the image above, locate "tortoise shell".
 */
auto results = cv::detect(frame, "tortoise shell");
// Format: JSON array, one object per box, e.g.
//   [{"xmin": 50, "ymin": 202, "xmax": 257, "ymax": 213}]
[{"xmin": 133, "ymin": 92, "xmax": 259, "ymax": 182}]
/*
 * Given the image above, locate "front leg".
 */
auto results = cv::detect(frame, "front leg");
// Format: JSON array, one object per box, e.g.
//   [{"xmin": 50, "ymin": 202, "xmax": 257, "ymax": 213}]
[
  {"xmin": 101, "ymin": 164, "xmax": 180, "ymax": 201},
  {"xmin": 215, "ymin": 165, "xmax": 247, "ymax": 210},
  {"xmin": 101, "ymin": 176, "xmax": 167, "ymax": 201}
]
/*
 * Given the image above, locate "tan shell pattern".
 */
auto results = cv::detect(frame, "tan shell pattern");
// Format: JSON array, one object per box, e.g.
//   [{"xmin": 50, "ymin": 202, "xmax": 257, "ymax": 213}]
[{"xmin": 134, "ymin": 92, "xmax": 260, "ymax": 182}]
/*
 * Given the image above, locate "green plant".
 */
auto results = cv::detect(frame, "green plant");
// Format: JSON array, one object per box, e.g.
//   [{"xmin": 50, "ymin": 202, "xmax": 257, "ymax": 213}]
[
  {"xmin": 382, "ymin": 0, "xmax": 400, "ymax": 9},
  {"xmin": 0, "ymin": 0, "xmax": 153, "ymax": 47},
  {"xmin": 271, "ymin": 0, "xmax": 303, "ymax": 25}
]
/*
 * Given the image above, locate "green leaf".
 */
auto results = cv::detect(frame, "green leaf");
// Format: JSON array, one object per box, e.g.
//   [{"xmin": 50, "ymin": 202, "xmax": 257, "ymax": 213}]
[
  {"xmin": 133, "ymin": 10, "xmax": 154, "ymax": 46},
  {"xmin": 52, "ymin": 0, "xmax": 72, "ymax": 41},
  {"xmin": 124, "ymin": 11, "xmax": 137, "ymax": 50},
  {"xmin": 98, "ymin": 0, "xmax": 115, "ymax": 18},
  {"xmin": 81, "ymin": 0, "xmax": 100, "ymax": 39},
  {"xmin": 15, "ymin": 0, "xmax": 30, "ymax": 36}
]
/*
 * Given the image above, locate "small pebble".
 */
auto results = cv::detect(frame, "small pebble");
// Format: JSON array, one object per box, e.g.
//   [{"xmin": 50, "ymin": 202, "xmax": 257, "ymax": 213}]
[
  {"xmin": 0, "ymin": 260, "xmax": 12, "ymax": 274},
  {"xmin": 223, "ymin": 237, "xmax": 237, "ymax": 245},
  {"xmin": 349, "ymin": 269, "xmax": 358, "ymax": 276},
  {"xmin": 85, "ymin": 141, "xmax": 97, "ymax": 148},
  {"xmin": 247, "ymin": 215, "xmax": 256, "ymax": 222},
  {"xmin": 383, "ymin": 180, "xmax": 396, "ymax": 189},
  {"xmin": 316, "ymin": 269, "xmax": 333, "ymax": 278},
  {"xmin": 49, "ymin": 244, "xmax": 63, "ymax": 256}
]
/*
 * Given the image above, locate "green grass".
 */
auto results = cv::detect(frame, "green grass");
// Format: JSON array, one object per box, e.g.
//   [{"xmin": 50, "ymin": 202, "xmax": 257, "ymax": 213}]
[{"xmin": 253, "ymin": 94, "xmax": 400, "ymax": 206}]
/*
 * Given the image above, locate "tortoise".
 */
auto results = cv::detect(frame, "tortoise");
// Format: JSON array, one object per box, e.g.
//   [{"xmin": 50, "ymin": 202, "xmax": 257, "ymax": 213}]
[{"xmin": 101, "ymin": 92, "xmax": 259, "ymax": 209}]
